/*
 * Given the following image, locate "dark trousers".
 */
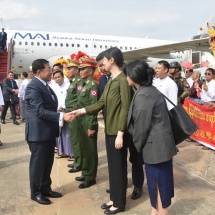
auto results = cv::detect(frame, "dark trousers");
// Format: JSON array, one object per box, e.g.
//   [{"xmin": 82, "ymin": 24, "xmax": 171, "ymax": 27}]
[
  {"xmin": 105, "ymin": 135, "xmax": 128, "ymax": 208},
  {"xmin": 28, "ymin": 141, "xmax": 55, "ymax": 198},
  {"xmin": 129, "ymin": 138, "xmax": 144, "ymax": 188},
  {"xmin": 1, "ymin": 100, "xmax": 16, "ymax": 120}
]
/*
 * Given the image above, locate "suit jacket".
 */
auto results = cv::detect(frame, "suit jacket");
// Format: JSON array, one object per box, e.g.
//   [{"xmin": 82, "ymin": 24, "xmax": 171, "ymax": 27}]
[
  {"xmin": 0, "ymin": 32, "xmax": 7, "ymax": 41},
  {"xmin": 127, "ymin": 85, "xmax": 177, "ymax": 164},
  {"xmin": 25, "ymin": 77, "xmax": 60, "ymax": 142},
  {"xmin": 2, "ymin": 78, "xmax": 19, "ymax": 101},
  {"xmin": 98, "ymin": 75, "xmax": 108, "ymax": 98}
]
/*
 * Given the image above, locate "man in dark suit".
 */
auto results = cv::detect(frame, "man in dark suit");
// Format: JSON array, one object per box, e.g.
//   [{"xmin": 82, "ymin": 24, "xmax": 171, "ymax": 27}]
[
  {"xmin": 1, "ymin": 71, "xmax": 19, "ymax": 125},
  {"xmin": 25, "ymin": 59, "xmax": 74, "ymax": 205},
  {"xmin": 96, "ymin": 52, "xmax": 112, "ymax": 99},
  {"xmin": 0, "ymin": 28, "xmax": 7, "ymax": 51}
]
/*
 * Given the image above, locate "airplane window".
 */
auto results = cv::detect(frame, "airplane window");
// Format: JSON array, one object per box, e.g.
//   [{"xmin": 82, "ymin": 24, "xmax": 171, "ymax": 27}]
[
  {"xmin": 85, "ymin": 44, "xmax": 88, "ymax": 48},
  {"xmin": 13, "ymin": 40, "xmax": 16, "ymax": 45},
  {"xmin": 94, "ymin": 45, "xmax": 96, "ymax": 48},
  {"xmin": 125, "ymin": 47, "xmax": 127, "ymax": 50},
  {"xmin": 31, "ymin": 42, "xmax": 34, "ymax": 46},
  {"xmin": 130, "ymin": 47, "xmax": 132, "ymax": 50},
  {"xmin": 72, "ymin": 44, "xmax": 74, "ymax": 47},
  {"xmin": 100, "ymin": 45, "xmax": 102, "ymax": 49},
  {"xmin": 43, "ymin": 42, "xmax": 46, "ymax": 46},
  {"xmin": 60, "ymin": 43, "xmax": 63, "ymax": 47},
  {"xmin": 37, "ymin": 42, "xmax": 40, "ymax": 46},
  {"xmin": 25, "ymin": 42, "xmax": 28, "ymax": 45},
  {"xmin": 105, "ymin": 45, "xmax": 108, "ymax": 49},
  {"xmin": 135, "ymin": 47, "xmax": 137, "ymax": 49},
  {"xmin": 77, "ymin": 44, "xmax": 80, "ymax": 47},
  {"xmin": 120, "ymin": 46, "xmax": 123, "ymax": 50},
  {"xmin": 19, "ymin": 41, "xmax": 22, "ymax": 45},
  {"xmin": 49, "ymin": 43, "xmax": 52, "ymax": 46},
  {"xmin": 55, "ymin": 43, "xmax": 57, "ymax": 46},
  {"xmin": 66, "ymin": 44, "xmax": 69, "ymax": 47}
]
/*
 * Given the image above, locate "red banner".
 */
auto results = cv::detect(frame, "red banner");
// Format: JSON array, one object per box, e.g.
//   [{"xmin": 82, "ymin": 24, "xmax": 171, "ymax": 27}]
[{"xmin": 183, "ymin": 98, "xmax": 215, "ymax": 150}]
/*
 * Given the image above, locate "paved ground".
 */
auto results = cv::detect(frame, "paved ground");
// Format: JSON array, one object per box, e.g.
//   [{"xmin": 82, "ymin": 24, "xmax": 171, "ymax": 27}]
[{"xmin": 0, "ymin": 116, "xmax": 215, "ymax": 215}]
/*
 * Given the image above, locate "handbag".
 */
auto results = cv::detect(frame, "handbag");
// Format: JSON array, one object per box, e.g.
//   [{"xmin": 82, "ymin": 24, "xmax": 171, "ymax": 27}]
[
  {"xmin": 10, "ymin": 94, "xmax": 19, "ymax": 104},
  {"xmin": 162, "ymin": 94, "xmax": 198, "ymax": 145}
]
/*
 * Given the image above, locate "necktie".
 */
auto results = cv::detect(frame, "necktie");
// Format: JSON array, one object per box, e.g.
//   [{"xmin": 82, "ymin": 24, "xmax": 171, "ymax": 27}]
[
  {"xmin": 11, "ymin": 80, "xmax": 14, "ymax": 88},
  {"xmin": 46, "ymin": 84, "xmax": 52, "ymax": 95}
]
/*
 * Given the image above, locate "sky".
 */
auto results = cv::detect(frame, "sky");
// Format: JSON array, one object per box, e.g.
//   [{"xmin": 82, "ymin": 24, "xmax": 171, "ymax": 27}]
[{"xmin": 1, "ymin": 0, "xmax": 215, "ymax": 41}]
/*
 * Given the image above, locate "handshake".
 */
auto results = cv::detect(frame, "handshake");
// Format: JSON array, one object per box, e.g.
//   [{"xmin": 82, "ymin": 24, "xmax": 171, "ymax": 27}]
[{"xmin": 63, "ymin": 108, "xmax": 86, "ymax": 122}]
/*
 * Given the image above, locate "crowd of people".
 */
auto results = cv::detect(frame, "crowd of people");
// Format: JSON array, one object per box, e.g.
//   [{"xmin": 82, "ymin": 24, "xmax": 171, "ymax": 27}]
[{"xmin": 1, "ymin": 46, "xmax": 215, "ymax": 215}]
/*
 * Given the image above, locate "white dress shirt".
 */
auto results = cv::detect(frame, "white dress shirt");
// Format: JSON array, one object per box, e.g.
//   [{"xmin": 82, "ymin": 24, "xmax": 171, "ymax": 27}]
[
  {"xmin": 0, "ymin": 87, "xmax": 4, "ymax": 105},
  {"xmin": 200, "ymin": 79, "xmax": 215, "ymax": 102},
  {"xmin": 186, "ymin": 77, "xmax": 194, "ymax": 88},
  {"xmin": 153, "ymin": 76, "xmax": 178, "ymax": 110},
  {"xmin": 18, "ymin": 79, "xmax": 29, "ymax": 99}
]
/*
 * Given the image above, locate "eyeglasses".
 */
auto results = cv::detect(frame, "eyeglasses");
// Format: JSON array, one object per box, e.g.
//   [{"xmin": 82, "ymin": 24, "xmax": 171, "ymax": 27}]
[
  {"xmin": 204, "ymin": 72, "xmax": 212, "ymax": 75},
  {"xmin": 185, "ymin": 71, "xmax": 190, "ymax": 73}
]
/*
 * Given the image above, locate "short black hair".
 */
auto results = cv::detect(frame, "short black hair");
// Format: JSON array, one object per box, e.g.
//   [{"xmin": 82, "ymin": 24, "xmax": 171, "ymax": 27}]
[
  {"xmin": 157, "ymin": 60, "xmax": 169, "ymax": 70},
  {"xmin": 32, "ymin": 59, "xmax": 49, "ymax": 74},
  {"xmin": 22, "ymin": 72, "xmax": 28, "ymax": 78},
  {"xmin": 53, "ymin": 63, "xmax": 63, "ymax": 70},
  {"xmin": 53, "ymin": 70, "xmax": 64, "ymax": 77},
  {"xmin": 103, "ymin": 47, "xmax": 124, "ymax": 68},
  {"xmin": 206, "ymin": 68, "xmax": 215, "ymax": 75},
  {"xmin": 96, "ymin": 52, "xmax": 104, "ymax": 62}
]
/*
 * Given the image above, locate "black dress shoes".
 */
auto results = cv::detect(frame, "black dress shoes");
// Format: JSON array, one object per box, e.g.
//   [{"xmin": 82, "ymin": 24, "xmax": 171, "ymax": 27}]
[
  {"xmin": 106, "ymin": 189, "xmax": 110, "ymax": 193},
  {"xmin": 1, "ymin": 120, "xmax": 5, "ymax": 124},
  {"xmin": 67, "ymin": 163, "xmax": 74, "ymax": 168},
  {"xmin": 79, "ymin": 179, "xmax": 96, "ymax": 189},
  {"xmin": 31, "ymin": 195, "xmax": 51, "ymax": 205},
  {"xmin": 104, "ymin": 207, "xmax": 125, "ymax": 214},
  {"xmin": 68, "ymin": 166, "xmax": 81, "ymax": 173},
  {"xmin": 101, "ymin": 203, "xmax": 112, "ymax": 209},
  {"xmin": 13, "ymin": 121, "xmax": 19, "ymax": 125},
  {"xmin": 75, "ymin": 176, "xmax": 85, "ymax": 181},
  {"xmin": 131, "ymin": 187, "xmax": 142, "ymax": 200},
  {"xmin": 42, "ymin": 191, "xmax": 62, "ymax": 198}
]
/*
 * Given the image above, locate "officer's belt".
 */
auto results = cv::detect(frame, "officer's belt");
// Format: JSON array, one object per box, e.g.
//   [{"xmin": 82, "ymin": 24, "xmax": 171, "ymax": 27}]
[{"xmin": 65, "ymin": 107, "xmax": 76, "ymax": 112}]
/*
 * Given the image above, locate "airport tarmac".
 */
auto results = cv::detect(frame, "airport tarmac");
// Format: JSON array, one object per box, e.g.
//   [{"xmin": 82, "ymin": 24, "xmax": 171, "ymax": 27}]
[{"xmin": 0, "ymin": 116, "xmax": 215, "ymax": 215}]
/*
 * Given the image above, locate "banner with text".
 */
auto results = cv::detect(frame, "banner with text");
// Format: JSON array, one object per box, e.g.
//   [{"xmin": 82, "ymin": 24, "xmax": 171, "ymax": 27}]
[{"xmin": 183, "ymin": 98, "xmax": 215, "ymax": 150}]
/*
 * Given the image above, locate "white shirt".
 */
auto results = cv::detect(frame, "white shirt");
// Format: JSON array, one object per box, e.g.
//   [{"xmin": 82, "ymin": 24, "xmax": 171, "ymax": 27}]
[
  {"xmin": 0, "ymin": 87, "xmax": 4, "ymax": 105},
  {"xmin": 18, "ymin": 79, "xmax": 29, "ymax": 99},
  {"xmin": 186, "ymin": 77, "xmax": 194, "ymax": 88},
  {"xmin": 200, "ymin": 79, "xmax": 215, "ymax": 102},
  {"xmin": 153, "ymin": 76, "xmax": 178, "ymax": 110},
  {"xmin": 51, "ymin": 81, "xmax": 69, "ymax": 108}
]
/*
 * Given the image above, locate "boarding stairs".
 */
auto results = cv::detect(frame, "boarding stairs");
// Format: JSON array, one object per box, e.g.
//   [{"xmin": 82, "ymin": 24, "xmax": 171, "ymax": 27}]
[{"xmin": 0, "ymin": 50, "xmax": 8, "ymax": 82}]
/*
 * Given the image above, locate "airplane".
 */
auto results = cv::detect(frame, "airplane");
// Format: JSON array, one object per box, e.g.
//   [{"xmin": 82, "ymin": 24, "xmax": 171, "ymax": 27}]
[{"xmin": 0, "ymin": 13, "xmax": 214, "ymax": 79}]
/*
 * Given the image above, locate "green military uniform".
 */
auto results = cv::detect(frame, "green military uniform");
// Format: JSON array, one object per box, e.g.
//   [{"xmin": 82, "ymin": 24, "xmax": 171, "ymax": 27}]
[
  {"xmin": 77, "ymin": 77, "xmax": 98, "ymax": 181},
  {"xmin": 65, "ymin": 75, "xmax": 83, "ymax": 169},
  {"xmin": 171, "ymin": 75, "xmax": 191, "ymax": 104}
]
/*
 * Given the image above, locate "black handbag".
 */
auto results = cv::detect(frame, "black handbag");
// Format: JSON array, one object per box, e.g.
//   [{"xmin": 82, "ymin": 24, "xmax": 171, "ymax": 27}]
[
  {"xmin": 10, "ymin": 94, "xmax": 19, "ymax": 104},
  {"xmin": 162, "ymin": 94, "xmax": 198, "ymax": 145}
]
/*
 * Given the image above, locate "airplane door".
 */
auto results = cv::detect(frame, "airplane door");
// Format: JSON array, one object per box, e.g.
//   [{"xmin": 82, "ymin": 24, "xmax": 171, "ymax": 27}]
[{"xmin": 92, "ymin": 42, "xmax": 98, "ymax": 55}]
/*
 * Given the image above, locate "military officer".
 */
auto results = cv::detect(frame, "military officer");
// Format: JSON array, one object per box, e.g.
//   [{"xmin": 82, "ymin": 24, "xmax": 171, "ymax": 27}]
[
  {"xmin": 75, "ymin": 56, "xmax": 99, "ymax": 189},
  {"xmin": 169, "ymin": 61, "xmax": 191, "ymax": 104},
  {"xmin": 65, "ymin": 56, "xmax": 83, "ymax": 173}
]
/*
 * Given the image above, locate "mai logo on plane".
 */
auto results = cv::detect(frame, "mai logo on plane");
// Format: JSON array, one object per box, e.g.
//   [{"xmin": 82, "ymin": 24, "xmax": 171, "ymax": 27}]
[{"xmin": 14, "ymin": 33, "xmax": 50, "ymax": 40}]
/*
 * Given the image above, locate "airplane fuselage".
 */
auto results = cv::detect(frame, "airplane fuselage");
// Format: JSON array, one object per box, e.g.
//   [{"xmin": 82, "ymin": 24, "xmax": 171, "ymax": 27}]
[{"xmin": 8, "ymin": 30, "xmax": 187, "ymax": 73}]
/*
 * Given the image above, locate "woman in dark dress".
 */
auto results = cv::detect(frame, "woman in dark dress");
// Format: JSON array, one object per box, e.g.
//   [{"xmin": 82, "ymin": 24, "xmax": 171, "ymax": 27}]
[{"xmin": 126, "ymin": 60, "xmax": 177, "ymax": 215}]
